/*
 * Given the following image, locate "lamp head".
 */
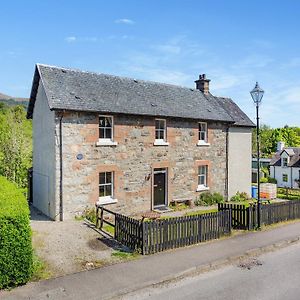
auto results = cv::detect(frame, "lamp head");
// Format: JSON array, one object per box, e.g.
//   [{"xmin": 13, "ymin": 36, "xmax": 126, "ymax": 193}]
[{"xmin": 250, "ymin": 82, "xmax": 264, "ymax": 105}]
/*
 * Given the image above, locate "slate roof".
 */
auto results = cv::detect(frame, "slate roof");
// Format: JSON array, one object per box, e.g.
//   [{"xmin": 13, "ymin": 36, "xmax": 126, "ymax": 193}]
[
  {"xmin": 270, "ymin": 147, "xmax": 300, "ymax": 167},
  {"xmin": 27, "ymin": 64, "xmax": 255, "ymax": 127}
]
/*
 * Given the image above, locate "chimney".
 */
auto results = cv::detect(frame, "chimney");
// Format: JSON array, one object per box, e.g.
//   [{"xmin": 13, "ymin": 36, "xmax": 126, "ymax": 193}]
[
  {"xmin": 195, "ymin": 74, "xmax": 210, "ymax": 95},
  {"xmin": 277, "ymin": 141, "xmax": 285, "ymax": 151}
]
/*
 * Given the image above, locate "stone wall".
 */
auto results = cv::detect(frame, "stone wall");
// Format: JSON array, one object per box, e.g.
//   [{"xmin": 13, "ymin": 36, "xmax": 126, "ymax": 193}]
[{"xmin": 55, "ymin": 112, "xmax": 228, "ymax": 219}]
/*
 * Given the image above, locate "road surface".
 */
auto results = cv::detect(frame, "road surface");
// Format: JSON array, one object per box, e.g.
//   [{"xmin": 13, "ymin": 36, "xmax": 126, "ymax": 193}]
[{"xmin": 123, "ymin": 241, "xmax": 300, "ymax": 300}]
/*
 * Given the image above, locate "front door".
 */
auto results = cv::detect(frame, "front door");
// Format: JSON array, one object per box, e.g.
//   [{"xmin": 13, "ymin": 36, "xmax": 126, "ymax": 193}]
[{"xmin": 153, "ymin": 168, "xmax": 167, "ymax": 208}]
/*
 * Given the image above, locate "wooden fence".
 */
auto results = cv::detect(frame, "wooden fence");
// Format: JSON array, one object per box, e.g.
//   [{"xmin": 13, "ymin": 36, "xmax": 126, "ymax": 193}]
[
  {"xmin": 261, "ymin": 200, "xmax": 300, "ymax": 225},
  {"xmin": 115, "ymin": 214, "xmax": 143, "ymax": 251},
  {"xmin": 113, "ymin": 210, "xmax": 231, "ymax": 255},
  {"xmin": 101, "ymin": 200, "xmax": 300, "ymax": 255},
  {"xmin": 218, "ymin": 200, "xmax": 300, "ymax": 229},
  {"xmin": 142, "ymin": 211, "xmax": 231, "ymax": 254},
  {"xmin": 218, "ymin": 203, "xmax": 256, "ymax": 230}
]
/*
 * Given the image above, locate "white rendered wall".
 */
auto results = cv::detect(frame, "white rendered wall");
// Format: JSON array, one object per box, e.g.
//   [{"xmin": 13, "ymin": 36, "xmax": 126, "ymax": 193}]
[
  {"xmin": 228, "ymin": 127, "xmax": 252, "ymax": 198},
  {"xmin": 32, "ymin": 81, "xmax": 57, "ymax": 219},
  {"xmin": 271, "ymin": 165, "xmax": 300, "ymax": 188}
]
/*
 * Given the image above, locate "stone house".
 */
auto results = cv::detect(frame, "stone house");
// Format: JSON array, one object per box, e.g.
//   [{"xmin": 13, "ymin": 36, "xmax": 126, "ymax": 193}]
[
  {"xmin": 27, "ymin": 64, "xmax": 254, "ymax": 220},
  {"xmin": 270, "ymin": 142, "xmax": 300, "ymax": 188}
]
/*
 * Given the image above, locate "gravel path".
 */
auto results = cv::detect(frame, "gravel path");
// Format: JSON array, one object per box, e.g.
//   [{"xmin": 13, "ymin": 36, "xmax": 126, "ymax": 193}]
[{"xmin": 30, "ymin": 207, "xmax": 124, "ymax": 277}]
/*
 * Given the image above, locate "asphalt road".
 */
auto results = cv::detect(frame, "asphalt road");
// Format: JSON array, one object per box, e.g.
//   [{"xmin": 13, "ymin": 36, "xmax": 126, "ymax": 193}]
[{"xmin": 123, "ymin": 241, "xmax": 300, "ymax": 300}]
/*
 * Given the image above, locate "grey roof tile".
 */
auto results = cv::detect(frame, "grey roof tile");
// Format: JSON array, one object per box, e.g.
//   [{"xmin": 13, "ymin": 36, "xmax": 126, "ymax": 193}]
[
  {"xmin": 27, "ymin": 64, "xmax": 255, "ymax": 127},
  {"xmin": 270, "ymin": 147, "xmax": 300, "ymax": 167}
]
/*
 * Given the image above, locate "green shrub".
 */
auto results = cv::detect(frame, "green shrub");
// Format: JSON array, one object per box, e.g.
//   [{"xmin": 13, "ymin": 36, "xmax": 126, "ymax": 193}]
[
  {"xmin": 195, "ymin": 192, "xmax": 224, "ymax": 206},
  {"xmin": 267, "ymin": 177, "xmax": 277, "ymax": 184},
  {"xmin": 230, "ymin": 191, "xmax": 250, "ymax": 202},
  {"xmin": 260, "ymin": 177, "xmax": 268, "ymax": 183},
  {"xmin": 0, "ymin": 176, "xmax": 33, "ymax": 289},
  {"xmin": 81, "ymin": 207, "xmax": 97, "ymax": 223}
]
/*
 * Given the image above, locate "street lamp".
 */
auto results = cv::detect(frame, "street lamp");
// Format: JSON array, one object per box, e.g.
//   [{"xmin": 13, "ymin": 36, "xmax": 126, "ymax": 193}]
[{"xmin": 250, "ymin": 82, "xmax": 264, "ymax": 228}]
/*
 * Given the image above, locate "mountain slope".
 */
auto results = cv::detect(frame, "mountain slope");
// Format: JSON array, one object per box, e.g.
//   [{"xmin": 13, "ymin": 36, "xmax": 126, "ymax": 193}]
[{"xmin": 0, "ymin": 92, "xmax": 29, "ymax": 108}]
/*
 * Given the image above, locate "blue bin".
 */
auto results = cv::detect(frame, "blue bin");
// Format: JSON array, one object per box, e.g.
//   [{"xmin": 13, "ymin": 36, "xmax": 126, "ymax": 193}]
[{"xmin": 251, "ymin": 186, "xmax": 258, "ymax": 198}]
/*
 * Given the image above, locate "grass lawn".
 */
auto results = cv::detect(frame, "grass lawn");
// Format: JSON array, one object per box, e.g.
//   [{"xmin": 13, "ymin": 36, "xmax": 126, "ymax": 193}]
[
  {"xmin": 102, "ymin": 224, "xmax": 115, "ymax": 235},
  {"xmin": 185, "ymin": 208, "xmax": 218, "ymax": 216}
]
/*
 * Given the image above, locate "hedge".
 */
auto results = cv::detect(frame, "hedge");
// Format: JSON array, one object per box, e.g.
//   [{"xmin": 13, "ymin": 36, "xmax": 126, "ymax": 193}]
[{"xmin": 0, "ymin": 176, "xmax": 33, "ymax": 289}]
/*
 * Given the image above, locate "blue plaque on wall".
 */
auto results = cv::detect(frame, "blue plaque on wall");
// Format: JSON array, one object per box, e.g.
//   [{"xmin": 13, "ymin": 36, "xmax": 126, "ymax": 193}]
[{"xmin": 76, "ymin": 153, "xmax": 83, "ymax": 160}]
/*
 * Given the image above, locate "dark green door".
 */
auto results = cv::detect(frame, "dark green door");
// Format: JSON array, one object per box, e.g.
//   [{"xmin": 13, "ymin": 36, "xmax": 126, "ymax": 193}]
[{"xmin": 153, "ymin": 169, "xmax": 167, "ymax": 207}]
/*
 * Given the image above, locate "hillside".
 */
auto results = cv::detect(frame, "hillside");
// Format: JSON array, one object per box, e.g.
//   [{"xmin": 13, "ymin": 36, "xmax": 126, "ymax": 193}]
[{"xmin": 0, "ymin": 92, "xmax": 29, "ymax": 108}]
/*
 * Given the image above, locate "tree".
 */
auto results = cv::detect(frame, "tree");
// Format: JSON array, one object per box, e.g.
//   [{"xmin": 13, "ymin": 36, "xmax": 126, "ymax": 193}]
[
  {"xmin": 0, "ymin": 105, "xmax": 32, "ymax": 188},
  {"xmin": 252, "ymin": 125, "xmax": 300, "ymax": 157}
]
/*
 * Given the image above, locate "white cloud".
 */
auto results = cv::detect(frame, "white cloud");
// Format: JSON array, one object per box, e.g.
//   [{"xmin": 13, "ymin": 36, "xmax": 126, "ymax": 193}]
[
  {"xmin": 115, "ymin": 18, "xmax": 135, "ymax": 25},
  {"xmin": 65, "ymin": 36, "xmax": 77, "ymax": 43},
  {"xmin": 64, "ymin": 36, "xmax": 98, "ymax": 43}
]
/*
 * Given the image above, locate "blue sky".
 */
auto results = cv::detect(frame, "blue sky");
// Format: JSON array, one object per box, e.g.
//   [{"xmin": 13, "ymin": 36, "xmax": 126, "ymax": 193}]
[{"xmin": 1, "ymin": 0, "xmax": 299, "ymax": 127}]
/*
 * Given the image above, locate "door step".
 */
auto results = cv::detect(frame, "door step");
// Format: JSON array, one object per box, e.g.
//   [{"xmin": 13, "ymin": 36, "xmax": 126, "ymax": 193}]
[{"xmin": 153, "ymin": 206, "xmax": 173, "ymax": 213}]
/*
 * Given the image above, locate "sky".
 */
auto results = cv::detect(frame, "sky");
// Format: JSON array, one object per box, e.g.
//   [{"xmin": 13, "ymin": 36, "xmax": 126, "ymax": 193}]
[{"xmin": 0, "ymin": 0, "xmax": 299, "ymax": 128}]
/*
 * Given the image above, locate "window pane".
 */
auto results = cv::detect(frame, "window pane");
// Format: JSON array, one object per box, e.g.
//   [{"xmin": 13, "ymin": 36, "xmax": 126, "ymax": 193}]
[
  {"xmin": 99, "ymin": 117, "xmax": 105, "ymax": 127},
  {"xmin": 106, "ymin": 172, "xmax": 112, "ymax": 184},
  {"xmin": 105, "ymin": 117, "xmax": 112, "ymax": 127},
  {"xmin": 99, "ymin": 173, "xmax": 105, "ymax": 184},
  {"xmin": 99, "ymin": 185, "xmax": 105, "ymax": 197},
  {"xmin": 105, "ymin": 128, "xmax": 112, "ymax": 139},
  {"xmin": 200, "ymin": 132, "xmax": 205, "ymax": 141},
  {"xmin": 155, "ymin": 130, "xmax": 160, "ymax": 139},
  {"xmin": 99, "ymin": 128, "xmax": 105, "ymax": 139},
  {"xmin": 105, "ymin": 185, "xmax": 112, "ymax": 197},
  {"xmin": 159, "ymin": 130, "xmax": 164, "ymax": 140},
  {"xmin": 199, "ymin": 166, "xmax": 206, "ymax": 175},
  {"xmin": 155, "ymin": 120, "xmax": 160, "ymax": 129},
  {"xmin": 199, "ymin": 175, "xmax": 205, "ymax": 185}
]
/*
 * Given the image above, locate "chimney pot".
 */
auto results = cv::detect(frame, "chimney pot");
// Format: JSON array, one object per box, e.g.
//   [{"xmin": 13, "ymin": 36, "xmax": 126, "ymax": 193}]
[
  {"xmin": 277, "ymin": 141, "xmax": 285, "ymax": 151},
  {"xmin": 195, "ymin": 73, "xmax": 210, "ymax": 95}
]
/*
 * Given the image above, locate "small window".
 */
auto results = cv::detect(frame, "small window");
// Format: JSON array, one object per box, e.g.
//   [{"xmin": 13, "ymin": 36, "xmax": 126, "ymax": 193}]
[
  {"xmin": 198, "ymin": 122, "xmax": 207, "ymax": 142},
  {"xmin": 198, "ymin": 165, "xmax": 208, "ymax": 187},
  {"xmin": 282, "ymin": 174, "xmax": 288, "ymax": 182},
  {"xmin": 99, "ymin": 172, "xmax": 113, "ymax": 198},
  {"xmin": 99, "ymin": 116, "xmax": 113, "ymax": 140},
  {"xmin": 282, "ymin": 157, "xmax": 288, "ymax": 167},
  {"xmin": 155, "ymin": 119, "xmax": 166, "ymax": 141}
]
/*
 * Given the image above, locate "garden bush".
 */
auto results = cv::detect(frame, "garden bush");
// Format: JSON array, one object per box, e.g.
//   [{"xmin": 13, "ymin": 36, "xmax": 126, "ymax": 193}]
[
  {"xmin": 0, "ymin": 176, "xmax": 33, "ymax": 289},
  {"xmin": 195, "ymin": 192, "xmax": 224, "ymax": 206},
  {"xmin": 230, "ymin": 191, "xmax": 250, "ymax": 202},
  {"xmin": 267, "ymin": 177, "xmax": 277, "ymax": 184},
  {"xmin": 259, "ymin": 177, "xmax": 268, "ymax": 183}
]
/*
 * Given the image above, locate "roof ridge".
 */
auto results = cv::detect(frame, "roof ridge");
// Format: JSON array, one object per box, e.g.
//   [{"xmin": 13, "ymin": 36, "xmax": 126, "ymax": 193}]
[{"xmin": 36, "ymin": 63, "xmax": 201, "ymax": 93}]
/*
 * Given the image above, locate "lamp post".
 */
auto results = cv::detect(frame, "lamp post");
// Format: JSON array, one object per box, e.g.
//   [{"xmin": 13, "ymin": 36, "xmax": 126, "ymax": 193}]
[{"xmin": 250, "ymin": 82, "xmax": 264, "ymax": 228}]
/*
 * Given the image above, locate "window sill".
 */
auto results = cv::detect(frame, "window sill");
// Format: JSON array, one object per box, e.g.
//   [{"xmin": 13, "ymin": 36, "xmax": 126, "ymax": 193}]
[
  {"xmin": 196, "ymin": 185, "xmax": 210, "ymax": 192},
  {"xmin": 197, "ymin": 141, "xmax": 210, "ymax": 147},
  {"xmin": 154, "ymin": 140, "xmax": 169, "ymax": 146},
  {"xmin": 96, "ymin": 197, "xmax": 118, "ymax": 206},
  {"xmin": 96, "ymin": 139, "xmax": 118, "ymax": 147}
]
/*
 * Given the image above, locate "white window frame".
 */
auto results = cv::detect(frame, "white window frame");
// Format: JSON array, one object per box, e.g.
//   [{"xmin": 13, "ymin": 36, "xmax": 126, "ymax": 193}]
[
  {"xmin": 197, "ymin": 165, "xmax": 209, "ymax": 191},
  {"xmin": 97, "ymin": 172, "xmax": 118, "ymax": 206},
  {"xmin": 154, "ymin": 119, "xmax": 169, "ymax": 146},
  {"xmin": 99, "ymin": 172, "xmax": 113, "ymax": 198},
  {"xmin": 197, "ymin": 122, "xmax": 210, "ymax": 146},
  {"xmin": 282, "ymin": 157, "xmax": 288, "ymax": 167},
  {"xmin": 282, "ymin": 173, "xmax": 288, "ymax": 182},
  {"xmin": 97, "ymin": 115, "xmax": 118, "ymax": 146}
]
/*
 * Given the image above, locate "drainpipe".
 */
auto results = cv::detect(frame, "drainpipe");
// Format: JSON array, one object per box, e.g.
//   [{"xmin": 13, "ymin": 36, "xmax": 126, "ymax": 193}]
[
  {"xmin": 225, "ymin": 125, "xmax": 229, "ymax": 200},
  {"xmin": 59, "ymin": 112, "xmax": 64, "ymax": 221}
]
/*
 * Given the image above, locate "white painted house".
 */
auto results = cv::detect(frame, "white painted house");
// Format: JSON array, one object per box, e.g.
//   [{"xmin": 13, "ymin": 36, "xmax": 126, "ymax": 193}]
[{"xmin": 270, "ymin": 142, "xmax": 300, "ymax": 188}]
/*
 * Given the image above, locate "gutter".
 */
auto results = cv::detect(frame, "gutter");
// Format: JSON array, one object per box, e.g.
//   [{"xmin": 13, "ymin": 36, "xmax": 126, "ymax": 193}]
[
  {"xmin": 59, "ymin": 112, "xmax": 64, "ymax": 221},
  {"xmin": 225, "ymin": 125, "xmax": 229, "ymax": 200}
]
